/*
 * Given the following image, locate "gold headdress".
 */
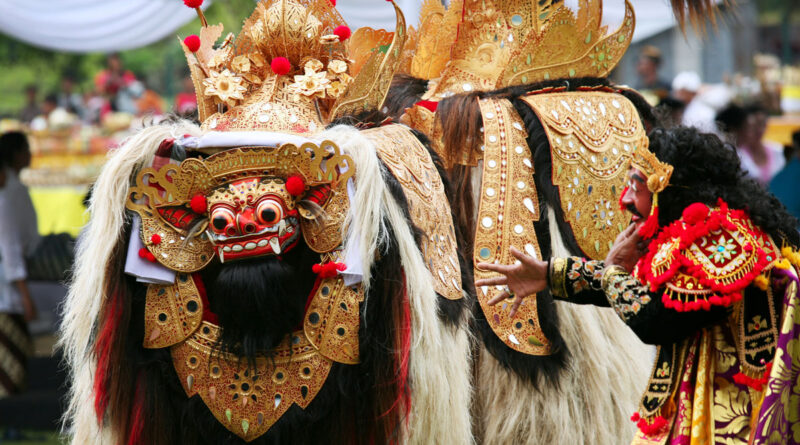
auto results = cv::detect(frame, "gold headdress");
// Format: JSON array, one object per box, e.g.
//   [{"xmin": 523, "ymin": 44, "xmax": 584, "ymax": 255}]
[
  {"xmin": 181, "ymin": 0, "xmax": 407, "ymax": 134},
  {"xmin": 631, "ymin": 145, "xmax": 674, "ymax": 194},
  {"xmin": 398, "ymin": 0, "xmax": 647, "ymax": 357}
]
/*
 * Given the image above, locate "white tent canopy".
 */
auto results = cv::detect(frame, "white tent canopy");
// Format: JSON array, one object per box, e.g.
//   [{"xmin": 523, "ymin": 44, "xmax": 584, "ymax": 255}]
[
  {"xmin": 0, "ymin": 0, "xmax": 209, "ymax": 53},
  {"xmin": 0, "ymin": 0, "xmax": 703, "ymax": 53}
]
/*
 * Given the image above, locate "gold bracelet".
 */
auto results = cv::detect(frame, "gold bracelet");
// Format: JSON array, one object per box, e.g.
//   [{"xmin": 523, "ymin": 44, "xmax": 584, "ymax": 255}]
[
  {"xmin": 549, "ymin": 257, "xmax": 569, "ymax": 299},
  {"xmin": 600, "ymin": 264, "xmax": 629, "ymax": 299}
]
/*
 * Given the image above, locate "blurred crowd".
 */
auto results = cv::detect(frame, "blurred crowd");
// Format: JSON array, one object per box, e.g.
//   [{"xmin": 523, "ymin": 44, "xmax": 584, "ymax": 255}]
[
  {"xmin": 634, "ymin": 46, "xmax": 800, "ymax": 227},
  {"xmin": 17, "ymin": 54, "xmax": 197, "ymax": 133}
]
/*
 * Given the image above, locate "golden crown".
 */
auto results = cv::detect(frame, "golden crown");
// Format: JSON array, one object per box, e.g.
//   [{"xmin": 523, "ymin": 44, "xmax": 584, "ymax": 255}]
[
  {"xmin": 181, "ymin": 0, "xmax": 407, "ymax": 134},
  {"xmin": 401, "ymin": 0, "xmax": 635, "ymax": 98},
  {"xmin": 631, "ymin": 145, "xmax": 674, "ymax": 193}
]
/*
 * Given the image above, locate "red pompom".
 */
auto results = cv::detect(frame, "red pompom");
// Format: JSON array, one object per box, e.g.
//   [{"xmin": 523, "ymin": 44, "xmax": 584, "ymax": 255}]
[
  {"xmin": 313, "ymin": 262, "xmax": 346, "ymax": 279},
  {"xmin": 190, "ymin": 194, "xmax": 207, "ymax": 214},
  {"xmin": 333, "ymin": 25, "xmax": 351, "ymax": 41},
  {"xmin": 184, "ymin": 0, "xmax": 203, "ymax": 8},
  {"xmin": 183, "ymin": 35, "xmax": 201, "ymax": 53},
  {"xmin": 271, "ymin": 57, "xmax": 291, "ymax": 75},
  {"xmin": 150, "ymin": 234, "xmax": 162, "ymax": 245},
  {"xmin": 285, "ymin": 175, "xmax": 305, "ymax": 197},
  {"xmin": 630, "ymin": 412, "xmax": 641, "ymax": 422},
  {"xmin": 145, "ymin": 251, "xmax": 157, "ymax": 263},
  {"xmin": 415, "ymin": 100, "xmax": 438, "ymax": 113},
  {"xmin": 312, "ymin": 264, "xmax": 322, "ymax": 274},
  {"xmin": 329, "ymin": 0, "xmax": 336, "ymax": 5},
  {"xmin": 682, "ymin": 202, "xmax": 709, "ymax": 225},
  {"xmin": 138, "ymin": 248, "xmax": 148, "ymax": 259}
]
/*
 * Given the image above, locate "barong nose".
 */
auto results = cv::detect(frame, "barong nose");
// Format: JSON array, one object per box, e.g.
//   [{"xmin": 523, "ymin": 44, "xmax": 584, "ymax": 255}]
[{"xmin": 236, "ymin": 208, "xmax": 258, "ymax": 235}]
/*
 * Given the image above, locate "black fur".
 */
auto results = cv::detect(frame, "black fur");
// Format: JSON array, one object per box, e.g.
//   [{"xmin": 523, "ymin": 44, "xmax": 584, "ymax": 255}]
[{"xmin": 208, "ymin": 244, "xmax": 318, "ymax": 366}]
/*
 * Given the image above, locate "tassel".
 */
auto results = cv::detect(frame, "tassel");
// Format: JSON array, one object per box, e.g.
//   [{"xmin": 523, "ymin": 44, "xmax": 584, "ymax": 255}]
[{"xmin": 638, "ymin": 193, "xmax": 660, "ymax": 238}]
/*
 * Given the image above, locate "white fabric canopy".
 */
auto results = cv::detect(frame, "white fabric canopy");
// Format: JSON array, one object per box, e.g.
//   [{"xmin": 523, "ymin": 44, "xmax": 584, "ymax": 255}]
[
  {"xmin": 0, "ymin": 0, "xmax": 210, "ymax": 53},
  {"xmin": 0, "ymin": 0, "xmax": 714, "ymax": 53}
]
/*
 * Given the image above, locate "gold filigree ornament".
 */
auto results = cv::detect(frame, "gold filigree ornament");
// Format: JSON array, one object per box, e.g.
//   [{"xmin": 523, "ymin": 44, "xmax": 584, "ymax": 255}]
[
  {"xmin": 522, "ymin": 91, "xmax": 647, "ymax": 257},
  {"xmin": 180, "ymin": 0, "xmax": 409, "ymax": 134}
]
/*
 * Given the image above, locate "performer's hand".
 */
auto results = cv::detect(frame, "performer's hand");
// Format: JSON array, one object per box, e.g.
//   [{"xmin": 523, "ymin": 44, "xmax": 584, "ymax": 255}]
[
  {"xmin": 476, "ymin": 246, "xmax": 548, "ymax": 318},
  {"xmin": 605, "ymin": 223, "xmax": 645, "ymax": 273}
]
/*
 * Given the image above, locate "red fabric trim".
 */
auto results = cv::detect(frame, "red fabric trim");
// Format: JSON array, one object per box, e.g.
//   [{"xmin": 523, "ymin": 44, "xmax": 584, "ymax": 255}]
[
  {"xmin": 732, "ymin": 362, "xmax": 773, "ymax": 391},
  {"xmin": 636, "ymin": 415, "xmax": 668, "ymax": 436}
]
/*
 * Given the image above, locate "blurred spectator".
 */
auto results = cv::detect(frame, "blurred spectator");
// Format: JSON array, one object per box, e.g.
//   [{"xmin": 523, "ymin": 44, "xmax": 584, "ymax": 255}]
[
  {"xmin": 18, "ymin": 85, "xmax": 40, "ymax": 124},
  {"xmin": 770, "ymin": 130, "xmax": 800, "ymax": 230},
  {"xmin": 135, "ymin": 81, "xmax": 165, "ymax": 117},
  {"xmin": 656, "ymin": 97, "xmax": 687, "ymax": 128},
  {"xmin": 94, "ymin": 53, "xmax": 138, "ymax": 114},
  {"xmin": 58, "ymin": 75, "xmax": 86, "ymax": 120},
  {"xmin": 635, "ymin": 46, "xmax": 670, "ymax": 101},
  {"xmin": 673, "ymin": 72, "xmax": 732, "ymax": 134},
  {"xmin": 717, "ymin": 103, "xmax": 785, "ymax": 184},
  {"xmin": 175, "ymin": 76, "xmax": 198, "ymax": 116},
  {"xmin": 0, "ymin": 131, "xmax": 41, "ymax": 401},
  {"xmin": 30, "ymin": 95, "xmax": 58, "ymax": 131},
  {"xmin": 84, "ymin": 87, "xmax": 111, "ymax": 125}
]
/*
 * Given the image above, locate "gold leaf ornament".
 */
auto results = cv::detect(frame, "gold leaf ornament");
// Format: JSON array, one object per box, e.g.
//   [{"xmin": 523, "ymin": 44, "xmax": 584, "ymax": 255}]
[{"xmin": 203, "ymin": 69, "xmax": 248, "ymax": 107}]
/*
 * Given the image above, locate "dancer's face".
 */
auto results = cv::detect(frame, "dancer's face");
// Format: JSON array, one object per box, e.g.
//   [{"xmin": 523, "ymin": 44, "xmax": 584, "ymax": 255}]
[{"xmin": 621, "ymin": 167, "xmax": 653, "ymax": 230}]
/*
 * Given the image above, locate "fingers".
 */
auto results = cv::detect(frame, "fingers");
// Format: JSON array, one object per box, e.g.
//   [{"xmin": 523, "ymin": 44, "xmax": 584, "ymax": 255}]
[
  {"xmin": 509, "ymin": 295, "xmax": 524, "ymax": 318},
  {"xmin": 476, "ymin": 262, "xmax": 513, "ymax": 274},
  {"xmin": 475, "ymin": 276, "xmax": 508, "ymax": 287},
  {"xmin": 509, "ymin": 246, "xmax": 538, "ymax": 267},
  {"xmin": 487, "ymin": 290, "xmax": 511, "ymax": 306}
]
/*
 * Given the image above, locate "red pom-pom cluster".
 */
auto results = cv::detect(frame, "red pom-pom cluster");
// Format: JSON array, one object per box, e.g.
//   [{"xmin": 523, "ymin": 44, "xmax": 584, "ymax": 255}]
[
  {"xmin": 271, "ymin": 57, "xmax": 292, "ymax": 75},
  {"xmin": 682, "ymin": 202, "xmax": 709, "ymax": 225},
  {"xmin": 184, "ymin": 35, "xmax": 201, "ymax": 53},
  {"xmin": 184, "ymin": 0, "xmax": 203, "ymax": 8},
  {"xmin": 138, "ymin": 248, "xmax": 157, "ymax": 263},
  {"xmin": 150, "ymin": 234, "xmax": 162, "ymax": 245},
  {"xmin": 285, "ymin": 175, "xmax": 305, "ymax": 197},
  {"xmin": 633, "ymin": 415, "xmax": 667, "ymax": 436},
  {"xmin": 190, "ymin": 194, "xmax": 207, "ymax": 214},
  {"xmin": 329, "ymin": 0, "xmax": 336, "ymax": 5},
  {"xmin": 333, "ymin": 25, "xmax": 351, "ymax": 41},
  {"xmin": 312, "ymin": 262, "xmax": 347, "ymax": 279}
]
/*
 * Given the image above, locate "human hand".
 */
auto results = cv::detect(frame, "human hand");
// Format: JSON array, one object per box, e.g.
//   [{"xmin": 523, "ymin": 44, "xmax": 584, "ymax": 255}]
[
  {"xmin": 475, "ymin": 246, "xmax": 548, "ymax": 318},
  {"xmin": 605, "ymin": 223, "xmax": 645, "ymax": 273}
]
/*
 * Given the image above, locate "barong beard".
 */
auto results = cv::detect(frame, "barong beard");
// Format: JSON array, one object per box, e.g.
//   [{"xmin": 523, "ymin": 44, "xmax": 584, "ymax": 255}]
[{"xmin": 208, "ymin": 242, "xmax": 318, "ymax": 365}]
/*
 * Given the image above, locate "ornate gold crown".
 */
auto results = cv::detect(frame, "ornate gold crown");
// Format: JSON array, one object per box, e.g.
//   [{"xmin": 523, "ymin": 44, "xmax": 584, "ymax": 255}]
[
  {"xmin": 401, "ymin": 0, "xmax": 635, "ymax": 99},
  {"xmin": 631, "ymin": 145, "xmax": 674, "ymax": 193},
  {"xmin": 181, "ymin": 0, "xmax": 407, "ymax": 134}
]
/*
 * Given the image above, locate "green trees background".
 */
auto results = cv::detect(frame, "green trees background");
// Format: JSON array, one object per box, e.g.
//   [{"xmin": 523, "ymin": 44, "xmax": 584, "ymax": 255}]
[{"xmin": 0, "ymin": 0, "xmax": 256, "ymax": 117}]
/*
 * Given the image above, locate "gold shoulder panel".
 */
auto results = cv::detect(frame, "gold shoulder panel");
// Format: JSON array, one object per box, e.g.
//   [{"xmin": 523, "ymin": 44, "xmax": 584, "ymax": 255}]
[
  {"xmin": 304, "ymin": 253, "xmax": 363, "ymax": 364},
  {"xmin": 521, "ymin": 91, "xmax": 643, "ymax": 258},
  {"xmin": 474, "ymin": 98, "xmax": 549, "ymax": 355},
  {"xmin": 143, "ymin": 274, "xmax": 204, "ymax": 349},
  {"xmin": 365, "ymin": 124, "xmax": 464, "ymax": 301}
]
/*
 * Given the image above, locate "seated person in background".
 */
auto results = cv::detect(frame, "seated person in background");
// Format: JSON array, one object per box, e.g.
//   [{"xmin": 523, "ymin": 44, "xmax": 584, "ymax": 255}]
[
  {"xmin": 478, "ymin": 127, "xmax": 800, "ymax": 444},
  {"xmin": 0, "ymin": 131, "xmax": 41, "ymax": 398}
]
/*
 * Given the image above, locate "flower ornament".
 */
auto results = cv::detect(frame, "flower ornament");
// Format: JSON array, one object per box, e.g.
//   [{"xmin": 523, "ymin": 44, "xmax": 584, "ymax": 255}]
[
  {"xmin": 203, "ymin": 69, "xmax": 248, "ymax": 107},
  {"xmin": 707, "ymin": 236, "xmax": 736, "ymax": 264},
  {"xmin": 231, "ymin": 55, "xmax": 252, "ymax": 73},
  {"xmin": 327, "ymin": 59, "xmax": 347, "ymax": 74},
  {"xmin": 319, "ymin": 34, "xmax": 341, "ymax": 45},
  {"xmin": 288, "ymin": 61, "xmax": 330, "ymax": 100},
  {"xmin": 326, "ymin": 81, "xmax": 348, "ymax": 98}
]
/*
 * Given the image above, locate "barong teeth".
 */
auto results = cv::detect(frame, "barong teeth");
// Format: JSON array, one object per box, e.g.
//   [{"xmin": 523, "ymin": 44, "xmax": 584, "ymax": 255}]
[
  {"xmin": 269, "ymin": 236, "xmax": 281, "ymax": 254},
  {"xmin": 218, "ymin": 247, "xmax": 225, "ymax": 263}
]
